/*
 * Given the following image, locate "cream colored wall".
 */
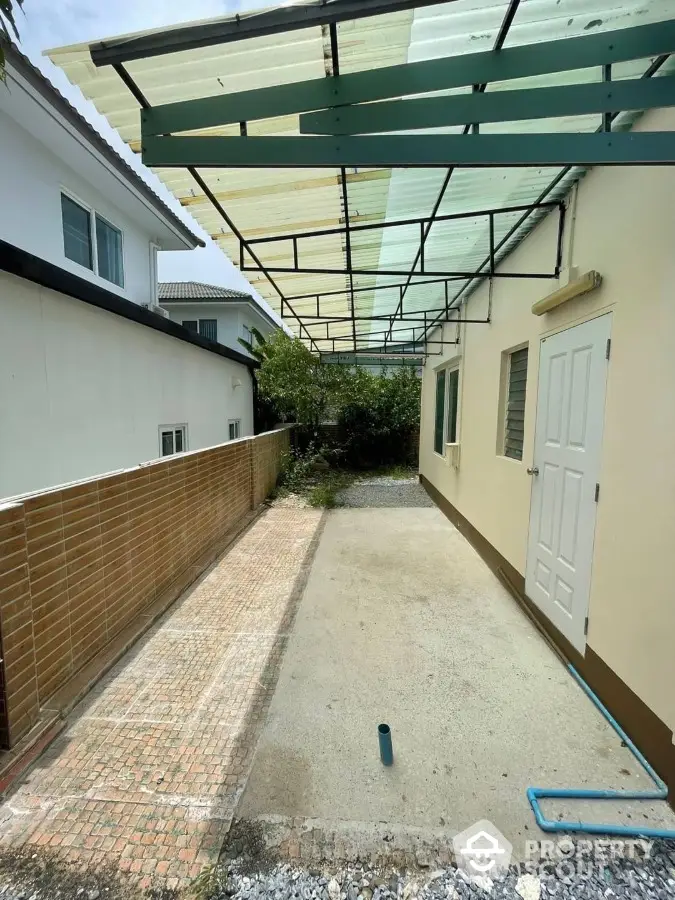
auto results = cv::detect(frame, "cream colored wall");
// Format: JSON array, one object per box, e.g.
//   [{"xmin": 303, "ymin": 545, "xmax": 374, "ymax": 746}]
[{"xmin": 419, "ymin": 107, "xmax": 675, "ymax": 732}]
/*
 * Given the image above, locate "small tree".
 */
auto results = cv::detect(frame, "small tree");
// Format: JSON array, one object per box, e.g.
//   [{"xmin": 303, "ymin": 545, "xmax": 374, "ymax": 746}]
[
  {"xmin": 240, "ymin": 330, "xmax": 324, "ymax": 425},
  {"xmin": 241, "ymin": 330, "xmax": 350, "ymax": 428},
  {"xmin": 0, "ymin": 1, "xmax": 23, "ymax": 79}
]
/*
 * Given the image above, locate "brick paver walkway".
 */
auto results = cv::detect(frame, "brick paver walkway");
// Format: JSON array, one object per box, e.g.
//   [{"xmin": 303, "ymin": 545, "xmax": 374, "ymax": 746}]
[{"xmin": 0, "ymin": 508, "xmax": 323, "ymax": 890}]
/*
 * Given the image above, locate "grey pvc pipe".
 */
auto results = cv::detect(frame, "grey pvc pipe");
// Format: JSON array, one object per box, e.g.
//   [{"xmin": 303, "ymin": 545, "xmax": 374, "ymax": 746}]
[{"xmin": 378, "ymin": 723, "xmax": 393, "ymax": 766}]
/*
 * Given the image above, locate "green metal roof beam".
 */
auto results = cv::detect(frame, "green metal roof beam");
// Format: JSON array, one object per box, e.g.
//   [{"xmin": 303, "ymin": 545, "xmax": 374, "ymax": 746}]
[
  {"xmin": 142, "ymin": 132, "xmax": 675, "ymax": 169},
  {"xmin": 301, "ymin": 75, "xmax": 675, "ymax": 135},
  {"xmin": 140, "ymin": 20, "xmax": 675, "ymax": 136}
]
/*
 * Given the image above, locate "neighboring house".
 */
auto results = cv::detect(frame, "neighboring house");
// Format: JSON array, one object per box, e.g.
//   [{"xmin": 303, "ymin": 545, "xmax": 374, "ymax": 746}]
[
  {"xmin": 0, "ymin": 45, "xmax": 255, "ymax": 500},
  {"xmin": 419, "ymin": 106, "xmax": 675, "ymax": 780},
  {"xmin": 158, "ymin": 281, "xmax": 278, "ymax": 357}
]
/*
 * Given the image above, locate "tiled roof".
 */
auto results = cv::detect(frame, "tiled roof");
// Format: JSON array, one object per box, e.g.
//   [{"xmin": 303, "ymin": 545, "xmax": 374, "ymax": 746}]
[
  {"xmin": 158, "ymin": 281, "xmax": 254, "ymax": 301},
  {"xmin": 3, "ymin": 42, "xmax": 204, "ymax": 250}
]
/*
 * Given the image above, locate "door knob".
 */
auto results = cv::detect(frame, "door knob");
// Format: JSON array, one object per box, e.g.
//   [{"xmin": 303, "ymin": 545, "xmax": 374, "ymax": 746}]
[{"xmin": 527, "ymin": 466, "xmax": 539, "ymax": 476}]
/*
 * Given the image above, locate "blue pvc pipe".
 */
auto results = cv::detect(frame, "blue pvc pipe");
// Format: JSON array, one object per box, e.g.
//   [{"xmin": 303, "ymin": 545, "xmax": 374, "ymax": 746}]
[
  {"xmin": 527, "ymin": 664, "xmax": 675, "ymax": 838},
  {"xmin": 378, "ymin": 723, "xmax": 393, "ymax": 766}
]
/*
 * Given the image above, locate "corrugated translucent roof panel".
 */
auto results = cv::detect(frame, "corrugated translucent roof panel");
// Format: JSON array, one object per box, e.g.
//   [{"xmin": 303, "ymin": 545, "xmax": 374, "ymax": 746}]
[{"xmin": 47, "ymin": 0, "xmax": 675, "ymax": 351}]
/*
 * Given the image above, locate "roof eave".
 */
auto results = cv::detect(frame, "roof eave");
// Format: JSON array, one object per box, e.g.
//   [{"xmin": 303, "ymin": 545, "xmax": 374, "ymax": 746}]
[{"xmin": 2, "ymin": 42, "xmax": 204, "ymax": 251}]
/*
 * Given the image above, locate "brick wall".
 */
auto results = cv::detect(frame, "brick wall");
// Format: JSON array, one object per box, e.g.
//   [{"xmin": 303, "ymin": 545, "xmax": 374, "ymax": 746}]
[
  {"xmin": 251, "ymin": 429, "xmax": 290, "ymax": 508},
  {"xmin": 0, "ymin": 427, "xmax": 290, "ymax": 748},
  {"xmin": 0, "ymin": 503, "xmax": 38, "ymax": 746}
]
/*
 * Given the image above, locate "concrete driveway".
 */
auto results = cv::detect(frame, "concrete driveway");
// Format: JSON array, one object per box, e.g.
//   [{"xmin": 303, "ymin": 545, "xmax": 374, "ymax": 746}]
[{"xmin": 237, "ymin": 500, "xmax": 675, "ymax": 865}]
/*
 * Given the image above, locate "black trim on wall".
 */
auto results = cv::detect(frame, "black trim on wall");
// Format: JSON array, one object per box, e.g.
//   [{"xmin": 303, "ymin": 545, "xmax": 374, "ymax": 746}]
[{"xmin": 0, "ymin": 239, "xmax": 257, "ymax": 370}]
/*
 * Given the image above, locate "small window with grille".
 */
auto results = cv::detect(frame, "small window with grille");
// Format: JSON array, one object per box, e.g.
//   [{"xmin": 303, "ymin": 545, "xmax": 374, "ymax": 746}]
[
  {"xmin": 504, "ymin": 347, "xmax": 528, "ymax": 460},
  {"xmin": 199, "ymin": 319, "xmax": 218, "ymax": 342}
]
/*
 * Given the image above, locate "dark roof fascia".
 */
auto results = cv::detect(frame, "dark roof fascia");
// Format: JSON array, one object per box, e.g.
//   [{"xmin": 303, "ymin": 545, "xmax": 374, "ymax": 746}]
[{"xmin": 0, "ymin": 238, "xmax": 258, "ymax": 369}]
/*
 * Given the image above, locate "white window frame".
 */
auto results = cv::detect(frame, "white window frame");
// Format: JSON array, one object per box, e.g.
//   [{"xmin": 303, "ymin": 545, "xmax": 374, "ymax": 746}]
[
  {"xmin": 228, "ymin": 419, "xmax": 241, "ymax": 441},
  {"xmin": 241, "ymin": 323, "xmax": 253, "ymax": 344},
  {"xmin": 444, "ymin": 365, "xmax": 461, "ymax": 447},
  {"xmin": 181, "ymin": 319, "xmax": 218, "ymax": 340},
  {"xmin": 60, "ymin": 188, "xmax": 125, "ymax": 288},
  {"xmin": 433, "ymin": 362, "xmax": 461, "ymax": 459},
  {"xmin": 159, "ymin": 424, "xmax": 188, "ymax": 457},
  {"xmin": 433, "ymin": 367, "xmax": 447, "ymax": 458}
]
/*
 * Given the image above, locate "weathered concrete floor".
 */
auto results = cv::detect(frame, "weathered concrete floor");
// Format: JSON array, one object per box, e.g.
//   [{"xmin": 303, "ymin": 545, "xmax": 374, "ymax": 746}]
[
  {"xmin": 0, "ymin": 507, "xmax": 323, "ymax": 891},
  {"xmin": 237, "ymin": 506, "xmax": 675, "ymax": 864}
]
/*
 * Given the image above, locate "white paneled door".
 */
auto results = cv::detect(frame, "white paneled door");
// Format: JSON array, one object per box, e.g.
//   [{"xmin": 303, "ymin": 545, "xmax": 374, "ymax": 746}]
[{"xmin": 526, "ymin": 314, "xmax": 612, "ymax": 654}]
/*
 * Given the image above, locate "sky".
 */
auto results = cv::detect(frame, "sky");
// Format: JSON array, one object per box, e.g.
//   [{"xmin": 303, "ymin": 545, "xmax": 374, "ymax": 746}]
[{"xmin": 12, "ymin": 0, "xmax": 288, "ymax": 326}]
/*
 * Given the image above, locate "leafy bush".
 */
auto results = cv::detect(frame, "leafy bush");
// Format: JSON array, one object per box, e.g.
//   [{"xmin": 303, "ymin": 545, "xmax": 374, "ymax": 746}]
[
  {"xmin": 275, "ymin": 444, "xmax": 353, "ymax": 507},
  {"xmin": 338, "ymin": 367, "xmax": 421, "ymax": 469},
  {"xmin": 278, "ymin": 444, "xmax": 329, "ymax": 493},
  {"xmin": 247, "ymin": 331, "xmax": 421, "ymax": 470}
]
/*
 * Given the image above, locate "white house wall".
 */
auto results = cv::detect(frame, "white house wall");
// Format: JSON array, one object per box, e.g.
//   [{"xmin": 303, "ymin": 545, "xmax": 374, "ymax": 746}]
[
  {"xmin": 0, "ymin": 272, "xmax": 254, "ymax": 500},
  {"xmin": 0, "ymin": 108, "xmax": 160, "ymax": 307},
  {"xmin": 163, "ymin": 303, "xmax": 276, "ymax": 356},
  {"xmin": 163, "ymin": 304, "xmax": 245, "ymax": 351},
  {"xmin": 419, "ymin": 106, "xmax": 675, "ymax": 736}
]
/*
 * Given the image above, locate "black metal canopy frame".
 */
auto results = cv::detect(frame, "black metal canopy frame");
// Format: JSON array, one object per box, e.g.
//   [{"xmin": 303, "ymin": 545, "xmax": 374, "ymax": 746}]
[{"xmin": 98, "ymin": 0, "xmax": 673, "ymax": 362}]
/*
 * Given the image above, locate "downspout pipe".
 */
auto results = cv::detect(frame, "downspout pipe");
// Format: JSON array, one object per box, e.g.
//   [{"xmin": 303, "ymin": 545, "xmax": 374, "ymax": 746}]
[
  {"xmin": 528, "ymin": 665, "xmax": 675, "ymax": 839},
  {"xmin": 249, "ymin": 365, "xmax": 261, "ymax": 435}
]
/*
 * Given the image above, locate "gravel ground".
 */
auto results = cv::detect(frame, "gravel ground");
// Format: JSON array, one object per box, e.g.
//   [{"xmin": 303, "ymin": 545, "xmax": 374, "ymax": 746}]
[
  {"xmin": 336, "ymin": 477, "xmax": 433, "ymax": 509},
  {"xmin": 195, "ymin": 844, "xmax": 675, "ymax": 900},
  {"xmin": 1, "ymin": 843, "xmax": 674, "ymax": 900}
]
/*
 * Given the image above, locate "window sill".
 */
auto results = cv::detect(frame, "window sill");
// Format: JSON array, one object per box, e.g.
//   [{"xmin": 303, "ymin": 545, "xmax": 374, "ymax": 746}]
[
  {"xmin": 446, "ymin": 442, "xmax": 461, "ymax": 469},
  {"xmin": 497, "ymin": 453, "xmax": 524, "ymax": 465},
  {"xmin": 63, "ymin": 257, "xmax": 128, "ymax": 297}
]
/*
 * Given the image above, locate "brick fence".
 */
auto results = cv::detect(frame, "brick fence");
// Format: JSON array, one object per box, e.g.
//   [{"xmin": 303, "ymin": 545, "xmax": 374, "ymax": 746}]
[{"xmin": 0, "ymin": 427, "xmax": 291, "ymax": 749}]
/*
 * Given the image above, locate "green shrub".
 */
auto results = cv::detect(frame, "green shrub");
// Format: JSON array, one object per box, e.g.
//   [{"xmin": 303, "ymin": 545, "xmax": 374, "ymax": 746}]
[
  {"xmin": 338, "ymin": 368, "xmax": 421, "ymax": 469},
  {"xmin": 277, "ymin": 444, "xmax": 330, "ymax": 493},
  {"xmin": 249, "ymin": 331, "xmax": 421, "ymax": 470}
]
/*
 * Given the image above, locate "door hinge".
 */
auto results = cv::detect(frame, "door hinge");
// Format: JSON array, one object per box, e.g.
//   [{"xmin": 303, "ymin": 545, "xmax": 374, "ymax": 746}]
[
  {"xmin": 605, "ymin": 338, "xmax": 611, "ymax": 360},
  {"xmin": 584, "ymin": 616, "xmax": 589, "ymax": 636},
  {"xmin": 594, "ymin": 483, "xmax": 600, "ymax": 502}
]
